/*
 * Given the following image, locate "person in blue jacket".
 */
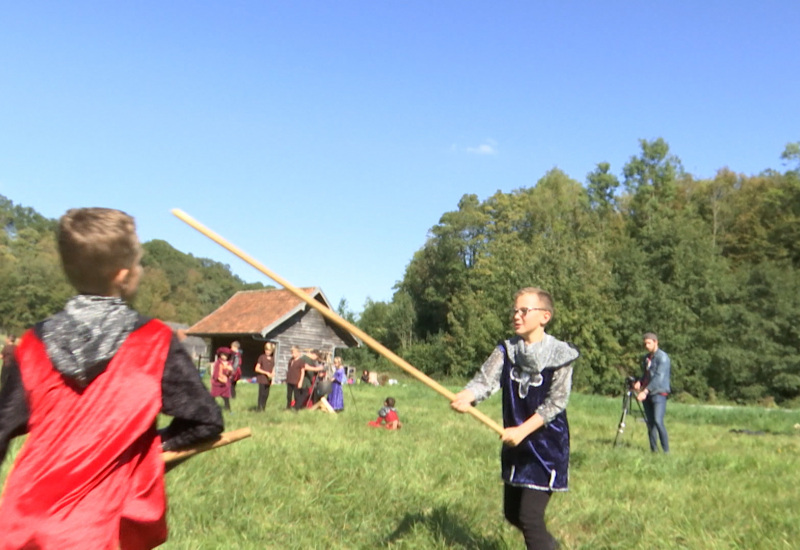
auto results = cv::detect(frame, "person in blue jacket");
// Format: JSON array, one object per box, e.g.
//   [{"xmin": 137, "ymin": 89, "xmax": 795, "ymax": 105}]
[{"xmin": 634, "ymin": 332, "xmax": 671, "ymax": 453}]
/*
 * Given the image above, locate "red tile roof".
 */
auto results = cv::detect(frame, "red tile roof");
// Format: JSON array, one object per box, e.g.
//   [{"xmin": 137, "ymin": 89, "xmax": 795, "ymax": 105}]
[{"xmin": 187, "ymin": 287, "xmax": 325, "ymax": 336}]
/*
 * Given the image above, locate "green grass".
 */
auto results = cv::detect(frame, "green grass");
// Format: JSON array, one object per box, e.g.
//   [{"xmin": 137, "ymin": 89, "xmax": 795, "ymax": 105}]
[{"xmin": 3, "ymin": 381, "xmax": 799, "ymax": 549}]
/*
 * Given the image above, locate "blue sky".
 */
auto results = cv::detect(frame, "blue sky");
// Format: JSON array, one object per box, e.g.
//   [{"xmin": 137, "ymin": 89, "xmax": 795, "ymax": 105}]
[{"xmin": 2, "ymin": 2, "xmax": 798, "ymax": 314}]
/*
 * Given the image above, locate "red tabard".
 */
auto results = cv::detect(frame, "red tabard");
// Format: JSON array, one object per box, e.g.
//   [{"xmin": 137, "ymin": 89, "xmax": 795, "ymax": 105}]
[{"xmin": 0, "ymin": 320, "xmax": 172, "ymax": 550}]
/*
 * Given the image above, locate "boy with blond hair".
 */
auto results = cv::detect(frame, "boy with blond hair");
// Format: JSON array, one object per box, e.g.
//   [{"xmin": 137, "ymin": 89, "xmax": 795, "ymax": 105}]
[
  {"xmin": 0, "ymin": 207, "xmax": 223, "ymax": 549},
  {"xmin": 451, "ymin": 287, "xmax": 579, "ymax": 550}
]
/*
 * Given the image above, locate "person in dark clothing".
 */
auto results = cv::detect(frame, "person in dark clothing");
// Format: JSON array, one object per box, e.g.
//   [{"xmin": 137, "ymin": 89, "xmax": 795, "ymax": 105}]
[
  {"xmin": 254, "ymin": 342, "xmax": 276, "ymax": 411},
  {"xmin": 285, "ymin": 345, "xmax": 308, "ymax": 410},
  {"xmin": 1, "ymin": 334, "xmax": 16, "ymax": 367},
  {"xmin": 303, "ymin": 350, "xmax": 326, "ymax": 408},
  {"xmin": 210, "ymin": 347, "xmax": 234, "ymax": 411},
  {"xmin": 0, "ymin": 334, "xmax": 16, "ymax": 388},
  {"xmin": 229, "ymin": 340, "xmax": 242, "ymax": 398},
  {"xmin": 0, "ymin": 207, "xmax": 223, "ymax": 550}
]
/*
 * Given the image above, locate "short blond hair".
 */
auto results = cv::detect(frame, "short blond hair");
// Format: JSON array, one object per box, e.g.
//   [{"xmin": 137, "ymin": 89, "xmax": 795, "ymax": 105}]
[
  {"xmin": 58, "ymin": 208, "xmax": 141, "ymax": 295},
  {"xmin": 514, "ymin": 287, "xmax": 554, "ymax": 315}
]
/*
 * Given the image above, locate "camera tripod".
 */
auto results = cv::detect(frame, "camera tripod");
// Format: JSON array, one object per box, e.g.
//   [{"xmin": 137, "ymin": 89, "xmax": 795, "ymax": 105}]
[{"xmin": 613, "ymin": 386, "xmax": 646, "ymax": 447}]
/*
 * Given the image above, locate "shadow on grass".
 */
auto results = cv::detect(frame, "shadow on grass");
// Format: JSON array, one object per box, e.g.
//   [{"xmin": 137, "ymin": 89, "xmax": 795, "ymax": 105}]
[{"xmin": 381, "ymin": 506, "xmax": 506, "ymax": 549}]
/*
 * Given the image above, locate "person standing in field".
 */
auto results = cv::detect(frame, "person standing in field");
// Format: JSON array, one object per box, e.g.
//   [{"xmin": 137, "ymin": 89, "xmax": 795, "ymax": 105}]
[
  {"xmin": 0, "ymin": 207, "xmax": 223, "ymax": 549},
  {"xmin": 285, "ymin": 345, "xmax": 307, "ymax": 410},
  {"xmin": 451, "ymin": 287, "xmax": 579, "ymax": 550},
  {"xmin": 254, "ymin": 342, "xmax": 275, "ymax": 411},
  {"xmin": 303, "ymin": 349, "xmax": 331, "ymax": 409},
  {"xmin": 210, "ymin": 347, "xmax": 234, "ymax": 411},
  {"xmin": 327, "ymin": 356, "xmax": 346, "ymax": 412},
  {"xmin": 634, "ymin": 332, "xmax": 671, "ymax": 453},
  {"xmin": 229, "ymin": 340, "xmax": 242, "ymax": 399}
]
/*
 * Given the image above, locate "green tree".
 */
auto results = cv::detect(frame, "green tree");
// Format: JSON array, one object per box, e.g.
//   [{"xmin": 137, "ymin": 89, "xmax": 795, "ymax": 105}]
[
  {"xmin": 586, "ymin": 161, "xmax": 620, "ymax": 214},
  {"xmin": 622, "ymin": 138, "xmax": 684, "ymax": 233},
  {"xmin": 781, "ymin": 141, "xmax": 800, "ymax": 173}
]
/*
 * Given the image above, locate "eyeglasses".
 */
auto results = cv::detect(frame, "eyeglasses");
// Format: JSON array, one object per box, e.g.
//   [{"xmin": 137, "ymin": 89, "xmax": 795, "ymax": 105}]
[{"xmin": 511, "ymin": 307, "xmax": 549, "ymax": 317}]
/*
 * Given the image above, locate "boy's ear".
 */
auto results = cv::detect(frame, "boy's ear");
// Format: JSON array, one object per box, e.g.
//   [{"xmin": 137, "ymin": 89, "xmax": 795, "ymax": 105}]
[{"xmin": 112, "ymin": 268, "xmax": 130, "ymax": 292}]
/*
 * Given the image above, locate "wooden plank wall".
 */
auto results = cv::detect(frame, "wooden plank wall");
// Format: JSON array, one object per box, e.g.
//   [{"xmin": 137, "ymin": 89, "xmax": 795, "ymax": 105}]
[
  {"xmin": 203, "ymin": 308, "xmax": 353, "ymax": 383},
  {"xmin": 269, "ymin": 308, "xmax": 350, "ymax": 383}
]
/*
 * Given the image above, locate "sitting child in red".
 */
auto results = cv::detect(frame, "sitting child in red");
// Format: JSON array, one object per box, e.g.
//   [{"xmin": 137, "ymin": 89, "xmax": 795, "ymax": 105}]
[{"xmin": 367, "ymin": 397, "xmax": 402, "ymax": 430}]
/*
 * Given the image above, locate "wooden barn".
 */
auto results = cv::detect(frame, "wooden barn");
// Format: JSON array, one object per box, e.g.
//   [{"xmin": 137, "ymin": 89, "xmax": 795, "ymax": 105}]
[
  {"xmin": 186, "ymin": 287, "xmax": 359, "ymax": 382},
  {"xmin": 164, "ymin": 321, "xmax": 207, "ymax": 367}
]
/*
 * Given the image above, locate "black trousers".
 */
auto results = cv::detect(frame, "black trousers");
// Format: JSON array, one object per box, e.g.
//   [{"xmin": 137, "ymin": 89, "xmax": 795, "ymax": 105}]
[
  {"xmin": 257, "ymin": 383, "xmax": 271, "ymax": 411},
  {"xmin": 504, "ymin": 485, "xmax": 556, "ymax": 550},
  {"xmin": 286, "ymin": 384, "xmax": 297, "ymax": 408},
  {"xmin": 286, "ymin": 384, "xmax": 306, "ymax": 409},
  {"xmin": 294, "ymin": 386, "xmax": 309, "ymax": 410}
]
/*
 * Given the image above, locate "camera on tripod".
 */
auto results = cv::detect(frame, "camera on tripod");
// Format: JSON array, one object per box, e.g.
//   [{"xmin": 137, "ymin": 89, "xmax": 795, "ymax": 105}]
[{"xmin": 625, "ymin": 376, "xmax": 637, "ymax": 389}]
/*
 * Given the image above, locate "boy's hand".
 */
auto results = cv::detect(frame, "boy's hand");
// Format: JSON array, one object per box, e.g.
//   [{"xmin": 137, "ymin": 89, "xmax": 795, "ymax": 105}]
[
  {"xmin": 501, "ymin": 425, "xmax": 531, "ymax": 447},
  {"xmin": 450, "ymin": 390, "xmax": 476, "ymax": 412}
]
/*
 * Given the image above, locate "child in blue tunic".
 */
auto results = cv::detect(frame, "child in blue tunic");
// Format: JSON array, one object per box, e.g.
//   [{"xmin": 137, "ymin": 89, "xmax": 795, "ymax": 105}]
[{"xmin": 451, "ymin": 287, "xmax": 579, "ymax": 550}]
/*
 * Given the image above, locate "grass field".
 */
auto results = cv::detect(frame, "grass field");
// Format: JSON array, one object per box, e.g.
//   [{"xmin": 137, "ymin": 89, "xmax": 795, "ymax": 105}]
[{"xmin": 2, "ymin": 379, "xmax": 799, "ymax": 549}]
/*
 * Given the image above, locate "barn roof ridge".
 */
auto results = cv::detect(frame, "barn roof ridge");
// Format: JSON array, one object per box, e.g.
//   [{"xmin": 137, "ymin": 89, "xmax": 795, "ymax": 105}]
[
  {"xmin": 233, "ymin": 286, "xmax": 318, "ymax": 294},
  {"xmin": 185, "ymin": 286, "xmax": 354, "ymax": 345}
]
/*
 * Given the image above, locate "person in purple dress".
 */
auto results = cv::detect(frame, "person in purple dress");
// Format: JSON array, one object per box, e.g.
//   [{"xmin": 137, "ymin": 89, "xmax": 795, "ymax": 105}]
[{"xmin": 328, "ymin": 356, "xmax": 346, "ymax": 412}]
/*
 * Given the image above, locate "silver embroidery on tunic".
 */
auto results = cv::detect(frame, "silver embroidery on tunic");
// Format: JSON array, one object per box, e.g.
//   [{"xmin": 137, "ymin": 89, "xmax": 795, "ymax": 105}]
[{"xmin": 465, "ymin": 333, "xmax": 579, "ymax": 424}]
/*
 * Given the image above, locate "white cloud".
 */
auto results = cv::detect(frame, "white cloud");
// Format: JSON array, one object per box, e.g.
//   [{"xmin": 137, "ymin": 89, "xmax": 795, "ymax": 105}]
[
  {"xmin": 448, "ymin": 139, "xmax": 499, "ymax": 156},
  {"xmin": 466, "ymin": 144, "xmax": 496, "ymax": 155},
  {"xmin": 465, "ymin": 139, "xmax": 498, "ymax": 155}
]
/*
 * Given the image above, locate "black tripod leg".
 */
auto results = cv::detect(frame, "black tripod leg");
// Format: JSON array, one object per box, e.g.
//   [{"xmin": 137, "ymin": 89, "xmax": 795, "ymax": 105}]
[
  {"xmin": 347, "ymin": 381, "xmax": 358, "ymax": 413},
  {"xmin": 613, "ymin": 393, "xmax": 631, "ymax": 447}
]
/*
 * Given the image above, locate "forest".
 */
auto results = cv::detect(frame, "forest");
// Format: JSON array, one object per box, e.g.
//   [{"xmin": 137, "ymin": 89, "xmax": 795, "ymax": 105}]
[
  {"xmin": 344, "ymin": 138, "xmax": 800, "ymax": 406},
  {"xmin": 0, "ymin": 198, "xmax": 267, "ymax": 335},
  {"xmin": 2, "ymin": 138, "xmax": 799, "ymax": 405}
]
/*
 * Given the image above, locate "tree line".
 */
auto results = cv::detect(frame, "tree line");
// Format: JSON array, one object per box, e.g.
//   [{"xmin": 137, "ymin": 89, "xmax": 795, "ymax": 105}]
[
  {"xmin": 343, "ymin": 139, "xmax": 800, "ymax": 406},
  {"xmin": 0, "ymin": 197, "xmax": 267, "ymax": 333},
  {"xmin": 3, "ymin": 137, "xmax": 799, "ymax": 405}
]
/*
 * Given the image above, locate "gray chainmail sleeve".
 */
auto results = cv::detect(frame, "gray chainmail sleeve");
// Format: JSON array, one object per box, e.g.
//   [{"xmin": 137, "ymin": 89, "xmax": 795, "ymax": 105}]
[
  {"xmin": 464, "ymin": 347, "xmax": 505, "ymax": 404},
  {"xmin": 464, "ymin": 341, "xmax": 575, "ymax": 424},
  {"xmin": 535, "ymin": 364, "xmax": 574, "ymax": 424}
]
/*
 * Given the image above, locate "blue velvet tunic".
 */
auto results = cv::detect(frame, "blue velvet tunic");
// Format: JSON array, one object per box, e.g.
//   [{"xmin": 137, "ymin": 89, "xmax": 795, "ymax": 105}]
[{"xmin": 499, "ymin": 341, "xmax": 576, "ymax": 491}]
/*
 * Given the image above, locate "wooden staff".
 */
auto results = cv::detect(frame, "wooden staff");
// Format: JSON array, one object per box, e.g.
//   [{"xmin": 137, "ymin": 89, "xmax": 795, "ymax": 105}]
[
  {"xmin": 171, "ymin": 209, "xmax": 504, "ymax": 436},
  {"xmin": 162, "ymin": 427, "xmax": 252, "ymax": 464}
]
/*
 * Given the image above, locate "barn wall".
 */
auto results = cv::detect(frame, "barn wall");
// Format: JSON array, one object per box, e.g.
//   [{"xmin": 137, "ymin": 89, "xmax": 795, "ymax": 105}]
[
  {"xmin": 203, "ymin": 308, "xmax": 352, "ymax": 383},
  {"xmin": 268, "ymin": 308, "xmax": 350, "ymax": 383}
]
